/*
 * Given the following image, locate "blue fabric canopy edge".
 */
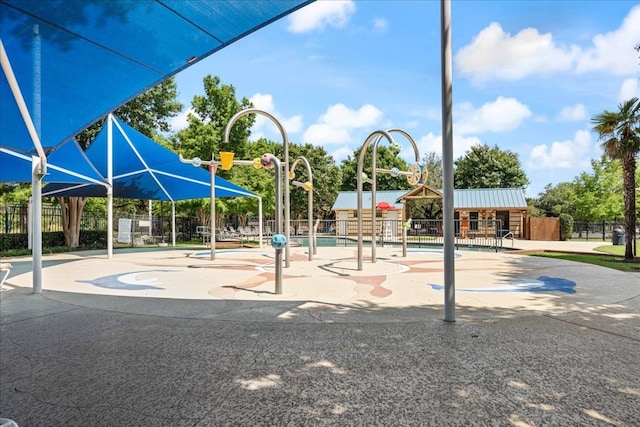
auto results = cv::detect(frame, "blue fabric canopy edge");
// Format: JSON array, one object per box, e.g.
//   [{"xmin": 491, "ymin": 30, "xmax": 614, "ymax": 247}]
[
  {"xmin": 1, "ymin": 0, "xmax": 314, "ymax": 152},
  {"xmin": 0, "ymin": 139, "xmax": 105, "ymax": 184},
  {"xmin": 42, "ymin": 115, "xmax": 256, "ymax": 201}
]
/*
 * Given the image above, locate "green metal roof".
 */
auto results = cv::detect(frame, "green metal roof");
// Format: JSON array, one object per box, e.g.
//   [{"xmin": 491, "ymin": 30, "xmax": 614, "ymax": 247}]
[
  {"xmin": 453, "ymin": 188, "xmax": 527, "ymax": 209},
  {"xmin": 332, "ymin": 188, "xmax": 528, "ymax": 210}
]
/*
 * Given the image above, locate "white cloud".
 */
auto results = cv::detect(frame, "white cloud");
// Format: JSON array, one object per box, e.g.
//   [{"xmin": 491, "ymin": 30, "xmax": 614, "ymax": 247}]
[
  {"xmin": 456, "ymin": 5, "xmax": 640, "ymax": 82},
  {"xmin": 455, "ymin": 23, "xmax": 576, "ymax": 81},
  {"xmin": 527, "ymin": 129, "xmax": 593, "ymax": 170},
  {"xmin": 557, "ymin": 104, "xmax": 588, "ymax": 122},
  {"xmin": 248, "ymin": 93, "xmax": 303, "ymax": 141},
  {"xmin": 287, "ymin": 0, "xmax": 356, "ymax": 34},
  {"xmin": 372, "ymin": 18, "xmax": 388, "ymax": 34},
  {"xmin": 250, "ymin": 92, "xmax": 275, "ymax": 114},
  {"xmin": 618, "ymin": 78, "xmax": 640, "ymax": 102},
  {"xmin": 417, "ymin": 132, "xmax": 442, "ymax": 155},
  {"xmin": 416, "ymin": 132, "xmax": 482, "ymax": 160},
  {"xmin": 454, "ymin": 97, "xmax": 532, "ymax": 135},
  {"xmin": 169, "ymin": 108, "xmax": 192, "ymax": 132},
  {"xmin": 576, "ymin": 5, "xmax": 640, "ymax": 75},
  {"xmin": 303, "ymin": 103, "xmax": 383, "ymax": 145},
  {"xmin": 329, "ymin": 146, "xmax": 355, "ymax": 163}
]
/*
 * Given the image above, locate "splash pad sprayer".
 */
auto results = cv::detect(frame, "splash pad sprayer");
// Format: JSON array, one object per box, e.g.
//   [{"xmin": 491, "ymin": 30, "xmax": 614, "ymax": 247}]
[
  {"xmin": 289, "ymin": 156, "xmax": 314, "ymax": 260},
  {"xmin": 356, "ymin": 129, "xmax": 424, "ymax": 270},
  {"xmin": 223, "ymin": 108, "xmax": 292, "ymax": 268},
  {"xmin": 178, "ymin": 147, "xmax": 265, "ymax": 256}
]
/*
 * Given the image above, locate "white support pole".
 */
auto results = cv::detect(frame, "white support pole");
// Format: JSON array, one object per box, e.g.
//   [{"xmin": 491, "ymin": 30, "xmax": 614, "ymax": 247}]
[
  {"xmin": 172, "ymin": 201, "xmax": 176, "ymax": 247},
  {"xmin": 32, "ymin": 157, "xmax": 43, "ymax": 294},
  {"xmin": 258, "ymin": 196, "xmax": 263, "ymax": 249},
  {"xmin": 107, "ymin": 186, "xmax": 113, "ymax": 258},
  {"xmin": 210, "ymin": 162, "xmax": 216, "ymax": 260},
  {"xmin": 1, "ymin": 38, "xmax": 47, "ymax": 293},
  {"xmin": 148, "ymin": 199, "xmax": 153, "ymax": 241},
  {"xmin": 107, "ymin": 114, "xmax": 114, "ymax": 259},
  {"xmin": 28, "ymin": 196, "xmax": 33, "ymax": 250}
]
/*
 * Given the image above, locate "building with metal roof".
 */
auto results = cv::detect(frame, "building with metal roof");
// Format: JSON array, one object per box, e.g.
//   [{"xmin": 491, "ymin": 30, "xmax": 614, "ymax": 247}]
[{"xmin": 332, "ymin": 187, "xmax": 529, "ymax": 238}]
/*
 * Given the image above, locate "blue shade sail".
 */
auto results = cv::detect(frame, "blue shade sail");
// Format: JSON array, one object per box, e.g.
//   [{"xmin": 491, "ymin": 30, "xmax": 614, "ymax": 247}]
[
  {"xmin": 42, "ymin": 116, "xmax": 255, "ymax": 201},
  {"xmin": 0, "ymin": 0, "xmax": 314, "ymax": 152},
  {"xmin": 0, "ymin": 140, "xmax": 105, "ymax": 184}
]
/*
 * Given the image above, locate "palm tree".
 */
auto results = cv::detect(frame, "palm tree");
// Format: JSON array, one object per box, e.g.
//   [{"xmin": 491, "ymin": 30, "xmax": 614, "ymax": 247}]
[{"xmin": 591, "ymin": 97, "xmax": 640, "ymax": 260}]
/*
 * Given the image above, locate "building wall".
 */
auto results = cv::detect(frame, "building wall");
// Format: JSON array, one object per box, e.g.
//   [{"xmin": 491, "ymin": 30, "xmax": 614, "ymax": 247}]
[{"xmin": 334, "ymin": 207, "xmax": 525, "ymax": 237}]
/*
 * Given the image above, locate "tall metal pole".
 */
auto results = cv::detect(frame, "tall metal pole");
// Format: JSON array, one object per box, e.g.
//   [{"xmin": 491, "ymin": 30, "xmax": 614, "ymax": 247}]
[
  {"xmin": 2, "ymin": 39, "xmax": 47, "ymax": 293},
  {"xmin": 31, "ymin": 157, "xmax": 43, "ymax": 294},
  {"xmin": 171, "ymin": 201, "xmax": 176, "ymax": 247},
  {"xmin": 223, "ymin": 108, "xmax": 291, "ymax": 267},
  {"xmin": 290, "ymin": 156, "xmax": 314, "ymax": 261},
  {"xmin": 370, "ymin": 136, "xmax": 379, "ymax": 263},
  {"xmin": 265, "ymin": 155, "xmax": 284, "ymax": 294},
  {"xmin": 210, "ymin": 158, "xmax": 216, "ymax": 260},
  {"xmin": 178, "ymin": 154, "xmax": 216, "ymax": 260},
  {"xmin": 441, "ymin": 0, "xmax": 456, "ymax": 322},
  {"xmin": 107, "ymin": 115, "xmax": 114, "ymax": 259}
]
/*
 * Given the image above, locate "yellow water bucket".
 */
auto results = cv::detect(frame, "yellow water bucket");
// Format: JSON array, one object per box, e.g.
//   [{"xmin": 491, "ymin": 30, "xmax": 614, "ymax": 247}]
[{"xmin": 219, "ymin": 151, "xmax": 235, "ymax": 170}]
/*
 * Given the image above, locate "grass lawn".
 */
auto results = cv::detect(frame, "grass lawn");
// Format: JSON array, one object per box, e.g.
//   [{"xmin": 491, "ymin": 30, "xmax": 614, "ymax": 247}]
[{"xmin": 531, "ymin": 244, "xmax": 640, "ymax": 273}]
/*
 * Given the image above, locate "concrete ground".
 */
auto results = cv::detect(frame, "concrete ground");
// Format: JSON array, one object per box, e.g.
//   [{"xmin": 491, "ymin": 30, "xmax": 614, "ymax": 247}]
[{"xmin": 1, "ymin": 239, "xmax": 639, "ymax": 426}]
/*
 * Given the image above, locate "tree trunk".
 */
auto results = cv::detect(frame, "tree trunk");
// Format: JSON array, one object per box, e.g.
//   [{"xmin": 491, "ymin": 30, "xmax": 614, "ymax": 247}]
[
  {"xmin": 621, "ymin": 153, "xmax": 636, "ymax": 260},
  {"xmin": 58, "ymin": 196, "xmax": 87, "ymax": 248}
]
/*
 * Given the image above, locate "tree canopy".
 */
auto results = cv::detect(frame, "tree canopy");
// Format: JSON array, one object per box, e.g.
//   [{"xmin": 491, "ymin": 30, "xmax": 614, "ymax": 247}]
[
  {"xmin": 77, "ymin": 78, "xmax": 182, "ymax": 148},
  {"xmin": 340, "ymin": 145, "xmax": 412, "ymax": 192},
  {"xmin": 454, "ymin": 144, "xmax": 529, "ymax": 190}
]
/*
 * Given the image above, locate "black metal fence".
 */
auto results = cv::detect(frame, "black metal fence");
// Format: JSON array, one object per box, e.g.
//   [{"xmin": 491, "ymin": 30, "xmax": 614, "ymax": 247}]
[
  {"xmin": 0, "ymin": 204, "xmax": 200, "ymax": 244},
  {"xmin": 2, "ymin": 203, "xmax": 637, "ymax": 249},
  {"xmin": 276, "ymin": 218, "xmax": 509, "ymax": 251},
  {"xmin": 571, "ymin": 220, "xmax": 638, "ymax": 241}
]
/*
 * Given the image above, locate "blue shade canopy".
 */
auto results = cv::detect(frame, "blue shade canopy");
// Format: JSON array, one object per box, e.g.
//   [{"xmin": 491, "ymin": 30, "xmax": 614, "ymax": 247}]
[
  {"xmin": 43, "ymin": 116, "xmax": 255, "ymax": 201},
  {"xmin": 0, "ymin": 140, "xmax": 105, "ymax": 184},
  {"xmin": 0, "ymin": 0, "xmax": 313, "ymax": 152}
]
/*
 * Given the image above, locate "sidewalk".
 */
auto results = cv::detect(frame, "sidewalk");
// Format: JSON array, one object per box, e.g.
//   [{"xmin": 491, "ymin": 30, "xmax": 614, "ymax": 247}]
[{"xmin": 1, "ymin": 243, "xmax": 639, "ymax": 425}]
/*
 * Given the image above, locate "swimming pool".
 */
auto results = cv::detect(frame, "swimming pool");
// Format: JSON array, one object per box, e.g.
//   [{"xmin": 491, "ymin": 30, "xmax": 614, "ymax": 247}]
[{"xmin": 288, "ymin": 236, "xmax": 511, "ymax": 251}]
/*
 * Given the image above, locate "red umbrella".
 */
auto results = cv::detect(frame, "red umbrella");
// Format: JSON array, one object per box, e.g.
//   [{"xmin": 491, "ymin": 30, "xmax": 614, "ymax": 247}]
[{"xmin": 376, "ymin": 201, "xmax": 397, "ymax": 210}]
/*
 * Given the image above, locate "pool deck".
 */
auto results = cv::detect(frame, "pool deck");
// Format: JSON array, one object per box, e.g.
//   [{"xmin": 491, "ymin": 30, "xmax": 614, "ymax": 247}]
[{"xmin": 1, "ymin": 239, "xmax": 639, "ymax": 425}]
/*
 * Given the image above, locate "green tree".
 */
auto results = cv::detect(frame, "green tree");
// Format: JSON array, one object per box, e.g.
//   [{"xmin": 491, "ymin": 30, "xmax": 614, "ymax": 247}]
[
  {"xmin": 172, "ymin": 75, "xmax": 257, "ymax": 227},
  {"xmin": 572, "ymin": 156, "xmax": 623, "ymax": 222},
  {"xmin": 288, "ymin": 143, "xmax": 341, "ymax": 220},
  {"xmin": 535, "ymin": 182, "xmax": 577, "ymax": 217},
  {"xmin": 454, "ymin": 144, "xmax": 529, "ymax": 189},
  {"xmin": 422, "ymin": 151, "xmax": 443, "ymax": 189},
  {"xmin": 173, "ymin": 75, "xmax": 254, "ymax": 161},
  {"xmin": 591, "ymin": 97, "xmax": 640, "ymax": 260},
  {"xmin": 76, "ymin": 78, "xmax": 183, "ymax": 149},
  {"xmin": 56, "ymin": 78, "xmax": 183, "ymax": 247},
  {"xmin": 339, "ymin": 146, "xmax": 412, "ymax": 191}
]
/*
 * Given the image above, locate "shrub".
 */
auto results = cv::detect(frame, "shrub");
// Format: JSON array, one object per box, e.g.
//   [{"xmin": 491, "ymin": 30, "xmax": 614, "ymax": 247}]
[
  {"xmin": 559, "ymin": 213, "xmax": 573, "ymax": 241},
  {"xmin": 0, "ymin": 231, "xmax": 107, "ymax": 255}
]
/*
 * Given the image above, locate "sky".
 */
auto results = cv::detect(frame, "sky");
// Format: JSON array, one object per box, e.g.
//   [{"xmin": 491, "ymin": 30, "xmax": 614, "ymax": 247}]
[{"xmin": 171, "ymin": 0, "xmax": 640, "ymax": 198}]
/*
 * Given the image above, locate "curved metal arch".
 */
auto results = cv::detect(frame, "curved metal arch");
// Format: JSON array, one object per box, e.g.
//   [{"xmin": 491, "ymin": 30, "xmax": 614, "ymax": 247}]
[
  {"xmin": 289, "ymin": 156, "xmax": 314, "ymax": 260},
  {"xmin": 356, "ymin": 129, "xmax": 396, "ymax": 271},
  {"xmin": 369, "ymin": 129, "xmax": 422, "ymax": 263},
  {"xmin": 223, "ymin": 108, "xmax": 292, "ymax": 268}
]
